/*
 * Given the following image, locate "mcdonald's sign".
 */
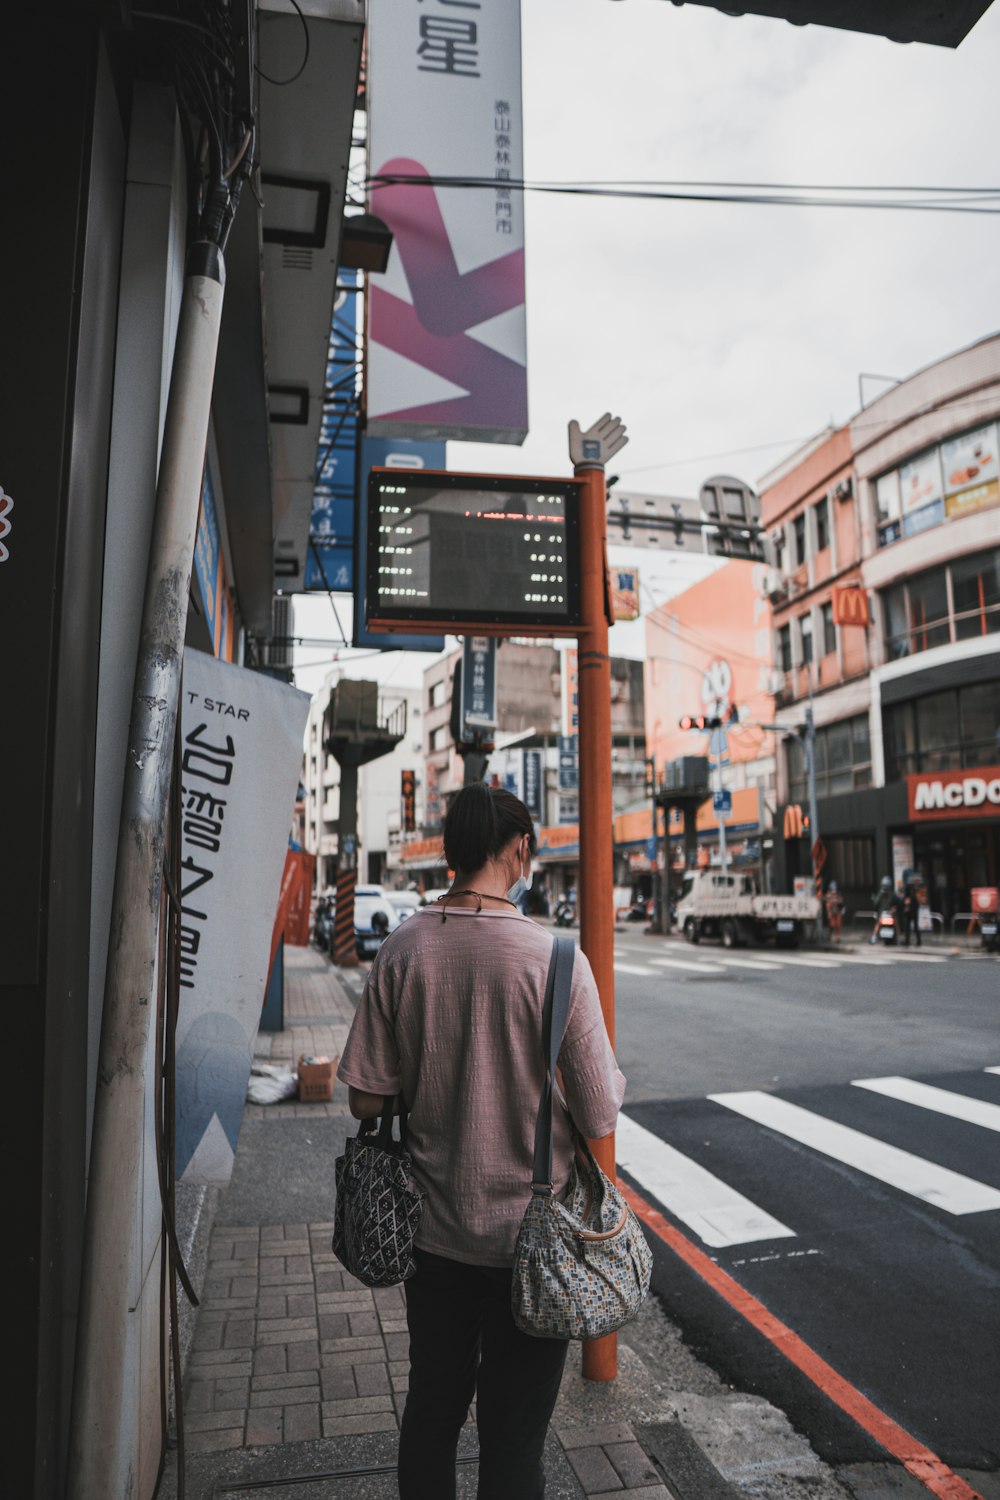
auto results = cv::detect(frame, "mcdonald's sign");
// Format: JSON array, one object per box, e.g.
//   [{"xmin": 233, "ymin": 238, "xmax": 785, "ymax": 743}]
[
  {"xmin": 401, "ymin": 769, "xmax": 416, "ymax": 833},
  {"xmin": 831, "ymin": 585, "xmax": 871, "ymax": 628}
]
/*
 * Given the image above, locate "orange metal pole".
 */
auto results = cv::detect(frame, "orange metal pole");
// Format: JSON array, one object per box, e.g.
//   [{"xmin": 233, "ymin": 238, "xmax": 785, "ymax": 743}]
[{"xmin": 575, "ymin": 461, "xmax": 618, "ymax": 1383}]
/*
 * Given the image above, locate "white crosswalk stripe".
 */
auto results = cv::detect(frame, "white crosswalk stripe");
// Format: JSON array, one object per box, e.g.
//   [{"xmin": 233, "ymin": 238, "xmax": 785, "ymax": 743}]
[
  {"xmin": 709, "ymin": 1090, "xmax": 1000, "ymax": 1216},
  {"xmin": 616, "ymin": 1113, "xmax": 795, "ymax": 1248},
  {"xmin": 703, "ymin": 955, "xmax": 784, "ymax": 972},
  {"xmin": 648, "ymin": 956, "xmax": 726, "ymax": 974},
  {"xmin": 852, "ymin": 1076, "xmax": 1000, "ymax": 1133},
  {"xmin": 984, "ymin": 1066, "xmax": 1000, "ymax": 1076},
  {"xmin": 614, "ymin": 962, "xmax": 658, "ymax": 977}
]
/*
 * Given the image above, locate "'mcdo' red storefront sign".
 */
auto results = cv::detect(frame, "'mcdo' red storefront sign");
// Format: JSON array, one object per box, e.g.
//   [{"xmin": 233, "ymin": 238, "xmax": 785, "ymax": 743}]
[{"xmin": 907, "ymin": 765, "xmax": 1000, "ymax": 821}]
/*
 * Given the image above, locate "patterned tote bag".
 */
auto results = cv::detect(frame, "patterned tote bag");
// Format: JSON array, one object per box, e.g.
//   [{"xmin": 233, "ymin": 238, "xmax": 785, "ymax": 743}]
[
  {"xmin": 511, "ymin": 937, "xmax": 652, "ymax": 1340},
  {"xmin": 333, "ymin": 1098, "xmax": 424, "ymax": 1288}
]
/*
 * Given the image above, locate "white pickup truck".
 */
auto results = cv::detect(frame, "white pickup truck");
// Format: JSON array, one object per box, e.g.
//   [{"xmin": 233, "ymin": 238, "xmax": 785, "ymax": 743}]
[{"xmin": 675, "ymin": 870, "xmax": 819, "ymax": 949}]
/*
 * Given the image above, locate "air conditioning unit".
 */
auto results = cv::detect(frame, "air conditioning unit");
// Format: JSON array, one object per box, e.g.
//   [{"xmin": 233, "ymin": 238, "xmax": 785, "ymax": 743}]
[
  {"xmin": 762, "ymin": 568, "xmax": 788, "ymax": 602},
  {"xmin": 833, "ymin": 478, "xmax": 853, "ymax": 503}
]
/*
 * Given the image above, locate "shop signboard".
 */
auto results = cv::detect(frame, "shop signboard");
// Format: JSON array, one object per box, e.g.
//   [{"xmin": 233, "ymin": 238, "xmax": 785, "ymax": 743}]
[
  {"xmin": 557, "ymin": 734, "xmax": 578, "ymax": 790},
  {"xmin": 891, "ymin": 834, "xmax": 914, "ymax": 892},
  {"xmin": 522, "ymin": 749, "xmax": 543, "ymax": 820},
  {"xmin": 367, "ymin": 0, "xmax": 526, "ymax": 443},
  {"xmin": 942, "ymin": 422, "xmax": 999, "ymax": 496},
  {"xmin": 907, "ymin": 765, "xmax": 1000, "ymax": 822},
  {"xmin": 945, "ymin": 479, "xmax": 1000, "ymax": 522},
  {"xmin": 610, "ymin": 566, "xmax": 640, "ymax": 621},
  {"xmin": 561, "ymin": 649, "xmax": 579, "ymax": 735},
  {"xmin": 175, "ymin": 650, "xmax": 310, "ymax": 1185},
  {"xmin": 899, "ymin": 447, "xmax": 943, "ymax": 515},
  {"xmin": 902, "ymin": 498, "xmax": 945, "ymax": 539},
  {"xmin": 461, "ymin": 635, "xmax": 498, "ymax": 731}
]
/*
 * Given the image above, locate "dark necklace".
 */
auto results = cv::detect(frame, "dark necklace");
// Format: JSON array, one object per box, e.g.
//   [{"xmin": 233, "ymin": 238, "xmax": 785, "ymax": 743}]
[{"xmin": 436, "ymin": 888, "xmax": 517, "ymax": 919}]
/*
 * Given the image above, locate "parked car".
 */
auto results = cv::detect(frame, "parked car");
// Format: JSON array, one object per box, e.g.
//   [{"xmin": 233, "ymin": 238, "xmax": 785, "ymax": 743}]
[
  {"xmin": 354, "ymin": 885, "xmax": 401, "ymax": 958},
  {"xmin": 419, "ymin": 886, "xmax": 452, "ymax": 906},
  {"xmin": 386, "ymin": 889, "xmax": 422, "ymax": 923}
]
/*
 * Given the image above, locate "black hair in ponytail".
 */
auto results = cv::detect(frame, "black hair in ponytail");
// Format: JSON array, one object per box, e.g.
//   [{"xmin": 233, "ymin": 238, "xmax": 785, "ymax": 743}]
[{"xmin": 443, "ymin": 782, "xmax": 537, "ymax": 874}]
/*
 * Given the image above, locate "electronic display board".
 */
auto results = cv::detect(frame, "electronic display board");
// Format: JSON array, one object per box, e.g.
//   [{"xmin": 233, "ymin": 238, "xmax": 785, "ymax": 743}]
[{"xmin": 365, "ymin": 470, "xmax": 582, "ymax": 636}]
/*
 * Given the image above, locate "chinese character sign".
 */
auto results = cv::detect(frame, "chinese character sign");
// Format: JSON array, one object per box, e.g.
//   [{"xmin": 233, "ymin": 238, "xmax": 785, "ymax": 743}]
[
  {"xmin": 174, "ymin": 650, "xmax": 310, "ymax": 1186},
  {"xmin": 367, "ymin": 0, "xmax": 527, "ymax": 443},
  {"xmin": 461, "ymin": 635, "xmax": 497, "ymax": 733}
]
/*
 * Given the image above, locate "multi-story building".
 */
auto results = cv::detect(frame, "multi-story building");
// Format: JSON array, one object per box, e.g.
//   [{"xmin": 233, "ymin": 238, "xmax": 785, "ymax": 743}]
[
  {"xmin": 762, "ymin": 333, "xmax": 1000, "ymax": 925},
  {"xmin": 301, "ymin": 671, "xmax": 421, "ymax": 890},
  {"xmin": 643, "ymin": 559, "xmax": 776, "ymax": 887},
  {"xmin": 395, "ymin": 642, "xmax": 646, "ymax": 901}
]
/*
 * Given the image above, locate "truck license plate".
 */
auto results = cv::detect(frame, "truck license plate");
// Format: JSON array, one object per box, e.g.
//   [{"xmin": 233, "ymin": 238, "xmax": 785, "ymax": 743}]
[
  {"xmin": 983, "ymin": 922, "xmax": 998, "ymax": 936},
  {"xmin": 777, "ymin": 920, "xmax": 794, "ymax": 932}
]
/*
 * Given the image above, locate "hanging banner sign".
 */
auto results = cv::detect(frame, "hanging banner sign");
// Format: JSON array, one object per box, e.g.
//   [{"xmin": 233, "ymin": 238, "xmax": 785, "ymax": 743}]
[
  {"xmin": 174, "ymin": 650, "xmax": 310, "ymax": 1186},
  {"xmin": 522, "ymin": 749, "xmax": 543, "ymax": 820},
  {"xmin": 461, "ymin": 635, "xmax": 498, "ymax": 732},
  {"xmin": 367, "ymin": 0, "xmax": 527, "ymax": 443},
  {"xmin": 304, "ymin": 280, "xmax": 361, "ymax": 591}
]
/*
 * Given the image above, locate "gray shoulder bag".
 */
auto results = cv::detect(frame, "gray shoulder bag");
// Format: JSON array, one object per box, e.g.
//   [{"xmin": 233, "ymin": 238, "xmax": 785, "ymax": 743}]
[{"xmin": 511, "ymin": 936, "xmax": 652, "ymax": 1340}]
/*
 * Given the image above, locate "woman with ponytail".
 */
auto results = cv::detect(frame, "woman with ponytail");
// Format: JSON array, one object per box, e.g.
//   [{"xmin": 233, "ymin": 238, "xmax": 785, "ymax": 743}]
[{"xmin": 338, "ymin": 781, "xmax": 625, "ymax": 1500}]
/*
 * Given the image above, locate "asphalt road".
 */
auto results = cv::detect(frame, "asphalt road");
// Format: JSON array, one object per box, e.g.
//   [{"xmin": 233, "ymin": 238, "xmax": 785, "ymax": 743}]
[{"xmin": 608, "ymin": 931, "xmax": 1000, "ymax": 1476}]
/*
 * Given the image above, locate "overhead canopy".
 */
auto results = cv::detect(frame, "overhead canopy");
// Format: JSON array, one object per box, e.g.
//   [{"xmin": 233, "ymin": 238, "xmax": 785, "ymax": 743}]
[{"xmin": 661, "ymin": 1, "xmax": 993, "ymax": 47}]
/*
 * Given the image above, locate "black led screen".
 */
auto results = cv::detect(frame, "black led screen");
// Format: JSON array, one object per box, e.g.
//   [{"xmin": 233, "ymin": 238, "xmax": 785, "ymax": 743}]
[{"xmin": 366, "ymin": 470, "xmax": 582, "ymax": 631}]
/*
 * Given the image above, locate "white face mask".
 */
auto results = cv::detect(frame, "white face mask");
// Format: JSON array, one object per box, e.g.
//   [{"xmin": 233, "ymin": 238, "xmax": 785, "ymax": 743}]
[{"xmin": 507, "ymin": 843, "xmax": 533, "ymax": 904}]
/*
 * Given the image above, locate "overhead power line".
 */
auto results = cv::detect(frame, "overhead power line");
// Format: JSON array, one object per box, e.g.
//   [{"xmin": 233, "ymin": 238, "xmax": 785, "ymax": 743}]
[{"xmin": 368, "ymin": 172, "xmax": 1000, "ymax": 216}]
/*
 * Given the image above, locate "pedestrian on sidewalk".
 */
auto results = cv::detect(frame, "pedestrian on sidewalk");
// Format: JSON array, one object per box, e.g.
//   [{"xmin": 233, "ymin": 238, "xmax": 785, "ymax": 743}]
[
  {"xmin": 337, "ymin": 782, "xmax": 626, "ymax": 1500},
  {"xmin": 823, "ymin": 881, "xmax": 845, "ymax": 943}
]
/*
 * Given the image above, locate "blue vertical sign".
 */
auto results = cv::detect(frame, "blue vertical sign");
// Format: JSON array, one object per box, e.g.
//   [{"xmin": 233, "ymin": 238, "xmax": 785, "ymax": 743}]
[
  {"xmin": 305, "ymin": 278, "xmax": 361, "ymax": 591},
  {"xmin": 461, "ymin": 636, "xmax": 497, "ymax": 734},
  {"xmin": 353, "ymin": 436, "xmax": 446, "ymax": 651},
  {"xmin": 522, "ymin": 750, "xmax": 543, "ymax": 821},
  {"xmin": 557, "ymin": 735, "xmax": 579, "ymax": 791}
]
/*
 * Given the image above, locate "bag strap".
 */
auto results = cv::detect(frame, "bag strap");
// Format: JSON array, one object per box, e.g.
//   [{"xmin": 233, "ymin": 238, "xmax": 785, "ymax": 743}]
[
  {"xmin": 358, "ymin": 1095, "xmax": 408, "ymax": 1149},
  {"xmin": 530, "ymin": 936, "xmax": 575, "ymax": 1196}
]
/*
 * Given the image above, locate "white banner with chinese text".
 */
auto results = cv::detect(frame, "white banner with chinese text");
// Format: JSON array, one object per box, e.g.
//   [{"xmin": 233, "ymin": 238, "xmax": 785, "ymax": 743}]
[
  {"xmin": 175, "ymin": 650, "xmax": 310, "ymax": 1185},
  {"xmin": 367, "ymin": 0, "xmax": 527, "ymax": 443}
]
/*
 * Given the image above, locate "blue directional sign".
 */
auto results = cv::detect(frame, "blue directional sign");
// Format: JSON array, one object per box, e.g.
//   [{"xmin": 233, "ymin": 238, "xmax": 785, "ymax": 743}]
[{"xmin": 713, "ymin": 789, "xmax": 732, "ymax": 816}]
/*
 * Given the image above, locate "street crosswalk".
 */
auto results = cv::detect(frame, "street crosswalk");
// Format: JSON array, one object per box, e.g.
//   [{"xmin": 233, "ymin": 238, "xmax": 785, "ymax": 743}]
[
  {"xmin": 613, "ymin": 942, "xmax": 948, "ymax": 979},
  {"xmin": 617, "ymin": 1066, "xmax": 1000, "ymax": 1250}
]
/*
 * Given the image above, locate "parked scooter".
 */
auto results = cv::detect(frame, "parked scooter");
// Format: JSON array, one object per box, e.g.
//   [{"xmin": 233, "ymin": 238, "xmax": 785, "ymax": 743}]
[
  {"xmin": 554, "ymin": 895, "xmax": 577, "ymax": 928},
  {"xmin": 313, "ymin": 896, "xmax": 334, "ymax": 952},
  {"xmin": 875, "ymin": 908, "xmax": 899, "ymax": 946}
]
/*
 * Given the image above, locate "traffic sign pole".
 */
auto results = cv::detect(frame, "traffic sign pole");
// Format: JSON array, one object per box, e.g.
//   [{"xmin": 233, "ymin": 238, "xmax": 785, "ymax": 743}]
[{"xmin": 570, "ymin": 415, "xmax": 627, "ymax": 1384}]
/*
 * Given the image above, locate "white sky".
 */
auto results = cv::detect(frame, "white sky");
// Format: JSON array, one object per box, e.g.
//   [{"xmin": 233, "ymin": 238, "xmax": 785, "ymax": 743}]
[{"xmin": 292, "ymin": 0, "xmax": 1000, "ymax": 697}]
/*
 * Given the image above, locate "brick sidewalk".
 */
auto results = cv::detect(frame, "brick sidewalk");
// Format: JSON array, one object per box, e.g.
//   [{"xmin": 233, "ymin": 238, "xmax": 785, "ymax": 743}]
[{"xmin": 176, "ymin": 944, "xmax": 674, "ymax": 1497}]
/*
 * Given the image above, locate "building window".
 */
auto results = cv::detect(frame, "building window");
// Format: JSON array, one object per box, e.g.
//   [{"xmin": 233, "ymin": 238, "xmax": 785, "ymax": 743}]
[
  {"xmin": 951, "ymin": 550, "xmax": 1000, "ymax": 640},
  {"xmin": 821, "ymin": 601, "xmax": 836, "ymax": 656},
  {"xmin": 799, "ymin": 612, "xmax": 813, "ymax": 665},
  {"xmin": 815, "ymin": 496, "xmax": 830, "ymax": 553},
  {"xmin": 787, "ymin": 713, "xmax": 872, "ymax": 803},
  {"xmin": 773, "ymin": 531, "xmax": 785, "ymax": 573},
  {"xmin": 778, "ymin": 623, "xmax": 792, "ymax": 673},
  {"xmin": 793, "ymin": 513, "xmax": 806, "ymax": 567},
  {"xmin": 428, "ymin": 679, "xmax": 447, "ymax": 709},
  {"xmin": 429, "ymin": 724, "xmax": 450, "ymax": 752},
  {"xmin": 883, "ymin": 682, "xmax": 1000, "ymax": 780},
  {"xmin": 881, "ymin": 549, "xmax": 1000, "ymax": 659}
]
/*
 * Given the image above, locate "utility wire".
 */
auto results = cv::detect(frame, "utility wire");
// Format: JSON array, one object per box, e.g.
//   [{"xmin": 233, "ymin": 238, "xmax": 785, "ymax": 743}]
[{"xmin": 368, "ymin": 172, "xmax": 1000, "ymax": 216}]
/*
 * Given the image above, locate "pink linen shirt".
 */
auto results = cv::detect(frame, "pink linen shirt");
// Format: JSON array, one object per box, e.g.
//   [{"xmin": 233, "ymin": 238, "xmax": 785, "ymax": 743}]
[{"xmin": 337, "ymin": 906, "xmax": 626, "ymax": 1268}]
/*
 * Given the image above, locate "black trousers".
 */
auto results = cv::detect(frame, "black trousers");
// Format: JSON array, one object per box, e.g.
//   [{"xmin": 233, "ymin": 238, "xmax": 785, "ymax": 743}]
[{"xmin": 397, "ymin": 1248, "xmax": 569, "ymax": 1500}]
